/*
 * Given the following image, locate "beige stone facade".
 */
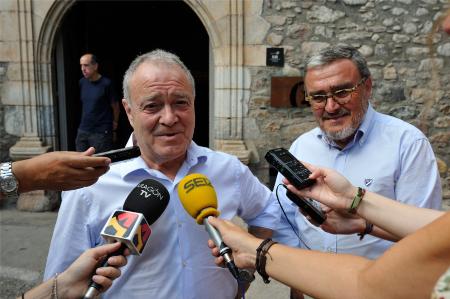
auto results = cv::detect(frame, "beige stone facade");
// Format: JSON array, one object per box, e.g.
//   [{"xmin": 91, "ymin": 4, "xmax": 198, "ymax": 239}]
[{"xmin": 1, "ymin": 0, "xmax": 449, "ymax": 210}]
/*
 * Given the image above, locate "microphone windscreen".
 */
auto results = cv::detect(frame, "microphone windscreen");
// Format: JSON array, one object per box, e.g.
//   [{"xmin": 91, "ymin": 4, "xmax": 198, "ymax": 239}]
[
  {"xmin": 123, "ymin": 179, "xmax": 170, "ymax": 225},
  {"xmin": 177, "ymin": 173, "xmax": 220, "ymax": 224},
  {"xmin": 101, "ymin": 210, "xmax": 150, "ymax": 255}
]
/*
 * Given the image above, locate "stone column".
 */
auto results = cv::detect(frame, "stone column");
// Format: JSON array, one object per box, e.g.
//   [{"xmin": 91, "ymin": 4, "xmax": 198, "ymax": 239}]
[
  {"xmin": 213, "ymin": 0, "xmax": 251, "ymax": 164},
  {"xmin": 8, "ymin": 0, "xmax": 52, "ymax": 211}
]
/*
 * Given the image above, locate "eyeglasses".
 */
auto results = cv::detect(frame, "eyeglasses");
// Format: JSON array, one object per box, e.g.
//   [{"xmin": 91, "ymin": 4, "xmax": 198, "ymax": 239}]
[{"xmin": 305, "ymin": 78, "xmax": 366, "ymax": 108}]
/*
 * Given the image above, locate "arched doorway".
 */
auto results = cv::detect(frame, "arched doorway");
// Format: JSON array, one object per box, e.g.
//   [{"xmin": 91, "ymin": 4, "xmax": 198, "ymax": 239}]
[{"xmin": 54, "ymin": 0, "xmax": 209, "ymax": 150}]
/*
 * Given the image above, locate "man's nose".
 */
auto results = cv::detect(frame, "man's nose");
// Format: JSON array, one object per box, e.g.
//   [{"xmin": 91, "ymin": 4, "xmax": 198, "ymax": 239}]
[
  {"xmin": 159, "ymin": 105, "xmax": 178, "ymax": 126},
  {"xmin": 324, "ymin": 95, "xmax": 341, "ymax": 112}
]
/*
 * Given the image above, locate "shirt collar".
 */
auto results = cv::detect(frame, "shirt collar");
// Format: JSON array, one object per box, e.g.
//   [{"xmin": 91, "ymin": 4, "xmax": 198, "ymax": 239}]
[
  {"xmin": 315, "ymin": 103, "xmax": 375, "ymax": 148},
  {"xmin": 117, "ymin": 141, "xmax": 208, "ymax": 180}
]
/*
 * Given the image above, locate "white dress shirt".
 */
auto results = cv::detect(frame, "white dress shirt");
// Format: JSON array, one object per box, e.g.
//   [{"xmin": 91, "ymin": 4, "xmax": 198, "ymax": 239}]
[
  {"xmin": 44, "ymin": 142, "xmax": 280, "ymax": 298},
  {"xmin": 273, "ymin": 104, "xmax": 442, "ymax": 259}
]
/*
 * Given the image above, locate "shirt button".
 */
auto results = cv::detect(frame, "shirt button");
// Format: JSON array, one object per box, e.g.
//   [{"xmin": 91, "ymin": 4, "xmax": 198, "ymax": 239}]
[
  {"xmin": 326, "ymin": 247, "xmax": 335, "ymax": 253},
  {"xmin": 182, "ymin": 261, "xmax": 187, "ymax": 267}
]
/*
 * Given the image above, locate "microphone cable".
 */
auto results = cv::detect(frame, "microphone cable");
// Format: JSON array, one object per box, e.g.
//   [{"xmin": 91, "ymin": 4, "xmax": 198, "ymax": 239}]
[{"xmin": 275, "ymin": 183, "xmax": 311, "ymax": 250}]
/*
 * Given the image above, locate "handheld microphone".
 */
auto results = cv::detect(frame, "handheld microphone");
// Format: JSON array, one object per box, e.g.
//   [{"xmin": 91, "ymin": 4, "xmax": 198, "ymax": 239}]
[
  {"xmin": 83, "ymin": 179, "xmax": 169, "ymax": 299},
  {"xmin": 177, "ymin": 173, "xmax": 241, "ymax": 280}
]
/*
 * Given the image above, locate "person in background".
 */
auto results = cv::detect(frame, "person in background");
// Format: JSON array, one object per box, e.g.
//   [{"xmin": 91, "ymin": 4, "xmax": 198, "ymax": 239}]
[
  {"xmin": 207, "ymin": 163, "xmax": 450, "ymax": 299},
  {"xmin": 0, "ymin": 147, "xmax": 110, "ymax": 202},
  {"xmin": 44, "ymin": 49, "xmax": 280, "ymax": 299},
  {"xmin": 19, "ymin": 242, "xmax": 128, "ymax": 299},
  {"xmin": 77, "ymin": 53, "xmax": 120, "ymax": 153},
  {"xmin": 272, "ymin": 43, "xmax": 442, "ymax": 298}
]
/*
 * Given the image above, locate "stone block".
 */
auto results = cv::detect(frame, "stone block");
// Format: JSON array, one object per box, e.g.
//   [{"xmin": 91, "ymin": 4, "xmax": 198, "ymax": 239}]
[
  {"xmin": 0, "ymin": 0, "xmax": 17, "ymax": 11},
  {"xmin": 0, "ymin": 11, "xmax": 19, "ymax": 41},
  {"xmin": 16, "ymin": 191, "xmax": 53, "ymax": 212},
  {"xmin": 245, "ymin": 15, "xmax": 270, "ymax": 44},
  {"xmin": 0, "ymin": 41, "xmax": 20, "ymax": 61},
  {"xmin": 243, "ymin": 45, "xmax": 266, "ymax": 66}
]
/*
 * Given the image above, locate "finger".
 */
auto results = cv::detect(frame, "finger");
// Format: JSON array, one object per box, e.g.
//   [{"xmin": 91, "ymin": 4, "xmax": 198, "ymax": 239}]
[
  {"xmin": 206, "ymin": 216, "xmax": 224, "ymax": 230},
  {"xmin": 207, "ymin": 239, "xmax": 216, "ymax": 249},
  {"xmin": 210, "ymin": 246, "xmax": 220, "ymax": 258},
  {"xmin": 91, "ymin": 275, "xmax": 112, "ymax": 292},
  {"xmin": 58, "ymin": 167, "xmax": 109, "ymax": 186},
  {"xmin": 301, "ymin": 161, "xmax": 316, "ymax": 172},
  {"xmin": 214, "ymin": 256, "xmax": 226, "ymax": 268},
  {"xmin": 321, "ymin": 205, "xmax": 333, "ymax": 213},
  {"xmin": 97, "ymin": 266, "xmax": 121, "ymax": 279},
  {"xmin": 76, "ymin": 166, "xmax": 110, "ymax": 179},
  {"xmin": 90, "ymin": 243, "xmax": 122, "ymax": 260},
  {"xmin": 308, "ymin": 168, "xmax": 326, "ymax": 180},
  {"xmin": 107, "ymin": 255, "xmax": 127, "ymax": 268},
  {"xmin": 305, "ymin": 215, "xmax": 320, "ymax": 227},
  {"xmin": 83, "ymin": 147, "xmax": 96, "ymax": 156},
  {"xmin": 69, "ymin": 156, "xmax": 111, "ymax": 169}
]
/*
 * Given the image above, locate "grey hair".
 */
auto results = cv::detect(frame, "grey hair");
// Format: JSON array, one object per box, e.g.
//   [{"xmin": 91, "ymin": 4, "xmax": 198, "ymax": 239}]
[
  {"xmin": 122, "ymin": 49, "xmax": 196, "ymax": 103},
  {"xmin": 304, "ymin": 44, "xmax": 371, "ymax": 79}
]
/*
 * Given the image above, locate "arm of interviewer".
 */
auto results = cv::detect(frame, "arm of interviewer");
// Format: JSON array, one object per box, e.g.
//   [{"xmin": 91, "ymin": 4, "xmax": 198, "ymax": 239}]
[
  {"xmin": 19, "ymin": 242, "xmax": 128, "ymax": 299},
  {"xmin": 13, "ymin": 147, "xmax": 111, "ymax": 193},
  {"xmin": 289, "ymin": 165, "xmax": 443, "ymax": 239},
  {"xmin": 208, "ymin": 214, "xmax": 450, "ymax": 299}
]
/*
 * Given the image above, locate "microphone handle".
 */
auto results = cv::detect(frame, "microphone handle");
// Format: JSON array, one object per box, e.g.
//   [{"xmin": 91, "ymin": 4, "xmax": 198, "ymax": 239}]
[
  {"xmin": 83, "ymin": 243, "xmax": 127, "ymax": 299},
  {"xmin": 203, "ymin": 218, "xmax": 240, "ymax": 280}
]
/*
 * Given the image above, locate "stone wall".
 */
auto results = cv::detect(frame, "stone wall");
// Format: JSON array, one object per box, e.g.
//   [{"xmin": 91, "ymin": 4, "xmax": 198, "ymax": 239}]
[
  {"xmin": 0, "ymin": 0, "xmax": 448, "ymax": 208},
  {"xmin": 0, "ymin": 61, "xmax": 19, "ymax": 162},
  {"xmin": 245, "ymin": 0, "xmax": 450, "ymax": 207}
]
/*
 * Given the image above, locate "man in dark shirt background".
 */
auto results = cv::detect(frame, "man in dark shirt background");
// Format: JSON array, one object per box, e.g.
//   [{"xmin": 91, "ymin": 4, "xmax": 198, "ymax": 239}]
[{"xmin": 76, "ymin": 53, "xmax": 120, "ymax": 152}]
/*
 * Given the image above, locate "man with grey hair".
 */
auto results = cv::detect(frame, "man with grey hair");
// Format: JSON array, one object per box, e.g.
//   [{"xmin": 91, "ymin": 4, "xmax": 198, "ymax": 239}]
[
  {"xmin": 44, "ymin": 49, "xmax": 279, "ymax": 298},
  {"xmin": 271, "ymin": 44, "xmax": 442, "ymax": 298}
]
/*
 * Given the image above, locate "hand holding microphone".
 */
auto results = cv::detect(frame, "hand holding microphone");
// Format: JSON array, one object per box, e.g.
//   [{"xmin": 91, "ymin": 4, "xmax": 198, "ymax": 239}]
[
  {"xmin": 206, "ymin": 217, "xmax": 262, "ymax": 271},
  {"xmin": 83, "ymin": 179, "xmax": 170, "ymax": 299},
  {"xmin": 177, "ymin": 173, "xmax": 243, "ymax": 281}
]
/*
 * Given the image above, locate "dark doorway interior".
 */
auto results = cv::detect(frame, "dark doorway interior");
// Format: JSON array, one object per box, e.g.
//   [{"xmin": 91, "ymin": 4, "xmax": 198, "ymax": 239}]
[{"xmin": 55, "ymin": 0, "xmax": 210, "ymax": 150}]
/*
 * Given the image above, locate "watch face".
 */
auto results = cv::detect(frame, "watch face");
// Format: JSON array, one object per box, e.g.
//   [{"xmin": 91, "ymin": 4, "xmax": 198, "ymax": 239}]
[{"xmin": 1, "ymin": 176, "xmax": 18, "ymax": 193}]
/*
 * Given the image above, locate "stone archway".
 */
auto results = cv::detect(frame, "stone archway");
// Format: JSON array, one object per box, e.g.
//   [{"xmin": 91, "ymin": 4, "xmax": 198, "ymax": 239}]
[{"xmin": 23, "ymin": 0, "xmax": 269, "ymax": 163}]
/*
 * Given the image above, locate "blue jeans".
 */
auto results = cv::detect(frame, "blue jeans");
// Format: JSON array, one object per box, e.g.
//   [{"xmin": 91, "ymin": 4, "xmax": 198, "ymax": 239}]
[{"xmin": 75, "ymin": 129, "xmax": 113, "ymax": 153}]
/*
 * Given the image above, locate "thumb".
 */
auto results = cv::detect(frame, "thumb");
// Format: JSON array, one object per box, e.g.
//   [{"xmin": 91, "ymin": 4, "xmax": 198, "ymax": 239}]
[
  {"xmin": 91, "ymin": 242, "xmax": 122, "ymax": 259},
  {"xmin": 83, "ymin": 147, "xmax": 96, "ymax": 156},
  {"xmin": 207, "ymin": 216, "xmax": 222, "ymax": 230},
  {"xmin": 309, "ymin": 168, "xmax": 326, "ymax": 180}
]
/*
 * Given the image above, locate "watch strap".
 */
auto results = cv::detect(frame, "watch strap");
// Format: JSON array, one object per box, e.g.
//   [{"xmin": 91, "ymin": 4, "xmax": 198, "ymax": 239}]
[{"xmin": 1, "ymin": 162, "xmax": 19, "ymax": 199}]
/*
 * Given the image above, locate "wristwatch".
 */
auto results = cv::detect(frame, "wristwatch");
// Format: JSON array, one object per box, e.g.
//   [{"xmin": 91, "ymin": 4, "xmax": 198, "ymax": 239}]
[{"xmin": 0, "ymin": 162, "xmax": 19, "ymax": 200}]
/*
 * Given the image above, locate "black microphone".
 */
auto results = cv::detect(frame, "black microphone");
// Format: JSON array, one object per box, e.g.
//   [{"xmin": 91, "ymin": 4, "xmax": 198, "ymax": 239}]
[{"xmin": 83, "ymin": 179, "xmax": 170, "ymax": 299}]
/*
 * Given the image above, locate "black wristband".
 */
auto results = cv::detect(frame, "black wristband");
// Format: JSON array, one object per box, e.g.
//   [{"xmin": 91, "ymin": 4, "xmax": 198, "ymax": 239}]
[
  {"xmin": 358, "ymin": 220, "xmax": 374, "ymax": 240},
  {"xmin": 255, "ymin": 238, "xmax": 277, "ymax": 284}
]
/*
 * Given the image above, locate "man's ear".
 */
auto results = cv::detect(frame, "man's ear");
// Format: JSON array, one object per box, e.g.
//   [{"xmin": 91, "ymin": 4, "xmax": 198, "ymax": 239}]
[{"xmin": 122, "ymin": 98, "xmax": 134, "ymax": 128}]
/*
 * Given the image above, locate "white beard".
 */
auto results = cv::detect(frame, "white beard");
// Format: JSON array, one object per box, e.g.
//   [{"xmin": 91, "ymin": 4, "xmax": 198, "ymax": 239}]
[{"xmin": 324, "ymin": 125, "xmax": 357, "ymax": 141}]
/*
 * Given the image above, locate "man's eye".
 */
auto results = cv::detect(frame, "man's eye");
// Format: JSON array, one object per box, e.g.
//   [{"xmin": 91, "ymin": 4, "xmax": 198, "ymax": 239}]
[
  {"xmin": 311, "ymin": 95, "xmax": 328, "ymax": 102},
  {"xmin": 334, "ymin": 89, "xmax": 351, "ymax": 98},
  {"xmin": 143, "ymin": 103, "xmax": 162, "ymax": 111},
  {"xmin": 175, "ymin": 99, "xmax": 190, "ymax": 107}
]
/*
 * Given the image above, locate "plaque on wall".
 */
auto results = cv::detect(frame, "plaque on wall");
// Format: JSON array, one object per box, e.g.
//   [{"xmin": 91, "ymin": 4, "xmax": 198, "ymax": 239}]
[
  {"xmin": 270, "ymin": 76, "xmax": 306, "ymax": 108},
  {"xmin": 266, "ymin": 48, "xmax": 284, "ymax": 67}
]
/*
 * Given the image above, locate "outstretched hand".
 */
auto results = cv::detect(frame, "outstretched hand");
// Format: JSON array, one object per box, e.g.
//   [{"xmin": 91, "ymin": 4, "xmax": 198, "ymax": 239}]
[
  {"xmin": 283, "ymin": 163, "xmax": 357, "ymax": 212},
  {"xmin": 13, "ymin": 147, "xmax": 111, "ymax": 193},
  {"xmin": 58, "ymin": 242, "xmax": 129, "ymax": 298},
  {"xmin": 320, "ymin": 209, "xmax": 366, "ymax": 235}
]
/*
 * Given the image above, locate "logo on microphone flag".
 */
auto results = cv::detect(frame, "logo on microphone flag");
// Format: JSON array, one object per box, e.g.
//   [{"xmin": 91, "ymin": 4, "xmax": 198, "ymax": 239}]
[{"xmin": 101, "ymin": 210, "xmax": 152, "ymax": 255}]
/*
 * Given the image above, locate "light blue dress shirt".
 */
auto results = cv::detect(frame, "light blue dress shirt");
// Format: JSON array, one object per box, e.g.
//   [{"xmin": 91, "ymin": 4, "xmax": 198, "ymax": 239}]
[
  {"xmin": 44, "ymin": 142, "xmax": 279, "ymax": 299},
  {"xmin": 273, "ymin": 104, "xmax": 442, "ymax": 259}
]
